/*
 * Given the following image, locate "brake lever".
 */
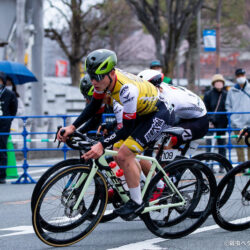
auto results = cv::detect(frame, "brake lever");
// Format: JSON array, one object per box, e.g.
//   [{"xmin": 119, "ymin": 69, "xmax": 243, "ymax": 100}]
[
  {"xmin": 237, "ymin": 127, "xmax": 248, "ymax": 143},
  {"xmin": 54, "ymin": 126, "xmax": 65, "ymax": 148},
  {"xmin": 54, "ymin": 126, "xmax": 62, "ymax": 143}
]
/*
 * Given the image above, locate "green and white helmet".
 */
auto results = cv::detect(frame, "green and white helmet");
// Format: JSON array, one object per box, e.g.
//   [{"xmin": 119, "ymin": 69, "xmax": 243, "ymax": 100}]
[
  {"xmin": 79, "ymin": 74, "xmax": 94, "ymax": 100},
  {"xmin": 85, "ymin": 49, "xmax": 117, "ymax": 81}
]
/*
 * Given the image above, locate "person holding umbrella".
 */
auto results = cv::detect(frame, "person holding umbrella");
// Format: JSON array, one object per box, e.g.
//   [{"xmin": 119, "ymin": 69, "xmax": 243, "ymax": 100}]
[{"xmin": 0, "ymin": 72, "xmax": 18, "ymax": 183}]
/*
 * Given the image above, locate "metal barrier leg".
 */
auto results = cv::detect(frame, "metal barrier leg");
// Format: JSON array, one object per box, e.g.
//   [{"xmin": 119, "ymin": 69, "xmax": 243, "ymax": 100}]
[{"xmin": 13, "ymin": 162, "xmax": 36, "ymax": 184}]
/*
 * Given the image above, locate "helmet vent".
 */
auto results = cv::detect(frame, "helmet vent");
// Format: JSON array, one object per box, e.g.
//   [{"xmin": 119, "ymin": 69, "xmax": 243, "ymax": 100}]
[
  {"xmin": 91, "ymin": 57, "xmax": 96, "ymax": 61},
  {"xmin": 101, "ymin": 62, "xmax": 108, "ymax": 71}
]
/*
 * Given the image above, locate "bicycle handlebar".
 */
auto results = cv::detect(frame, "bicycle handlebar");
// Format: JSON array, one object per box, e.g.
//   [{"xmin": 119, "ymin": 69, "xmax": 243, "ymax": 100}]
[
  {"xmin": 237, "ymin": 127, "xmax": 250, "ymax": 147},
  {"xmin": 55, "ymin": 125, "xmax": 99, "ymax": 151}
]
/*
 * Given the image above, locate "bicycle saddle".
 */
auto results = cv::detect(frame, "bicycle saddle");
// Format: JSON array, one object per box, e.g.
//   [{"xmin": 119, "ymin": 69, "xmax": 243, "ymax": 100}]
[{"xmin": 162, "ymin": 127, "xmax": 185, "ymax": 136}]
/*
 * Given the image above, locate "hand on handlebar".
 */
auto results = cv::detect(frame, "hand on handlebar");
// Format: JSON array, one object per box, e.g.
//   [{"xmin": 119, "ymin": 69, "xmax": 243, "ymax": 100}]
[
  {"xmin": 82, "ymin": 142, "xmax": 104, "ymax": 160},
  {"xmin": 238, "ymin": 127, "xmax": 250, "ymax": 147},
  {"xmin": 57, "ymin": 125, "xmax": 76, "ymax": 142}
]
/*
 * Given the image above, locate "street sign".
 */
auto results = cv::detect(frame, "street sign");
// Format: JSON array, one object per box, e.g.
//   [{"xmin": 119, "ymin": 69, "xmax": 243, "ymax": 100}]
[{"xmin": 203, "ymin": 29, "xmax": 216, "ymax": 52}]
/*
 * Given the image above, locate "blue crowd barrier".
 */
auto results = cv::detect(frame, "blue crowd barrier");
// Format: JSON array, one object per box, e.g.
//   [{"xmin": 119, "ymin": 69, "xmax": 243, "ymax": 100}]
[{"xmin": 0, "ymin": 111, "xmax": 249, "ymax": 184}]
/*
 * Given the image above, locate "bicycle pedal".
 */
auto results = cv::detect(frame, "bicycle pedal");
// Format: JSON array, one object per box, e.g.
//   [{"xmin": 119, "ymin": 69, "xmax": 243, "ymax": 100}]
[{"xmin": 120, "ymin": 213, "xmax": 137, "ymax": 221}]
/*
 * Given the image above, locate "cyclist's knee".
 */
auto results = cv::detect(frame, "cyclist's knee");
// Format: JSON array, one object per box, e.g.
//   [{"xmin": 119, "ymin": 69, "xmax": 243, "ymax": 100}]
[{"xmin": 116, "ymin": 145, "xmax": 134, "ymax": 165}]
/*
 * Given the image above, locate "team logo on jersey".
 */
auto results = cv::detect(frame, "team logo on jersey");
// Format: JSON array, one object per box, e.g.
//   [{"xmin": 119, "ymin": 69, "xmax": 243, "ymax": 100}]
[
  {"xmin": 120, "ymin": 85, "xmax": 135, "ymax": 104},
  {"xmin": 182, "ymin": 129, "xmax": 192, "ymax": 141},
  {"xmin": 120, "ymin": 85, "xmax": 129, "ymax": 96},
  {"xmin": 103, "ymin": 133, "xmax": 117, "ymax": 144},
  {"xmin": 135, "ymin": 138, "xmax": 144, "ymax": 147},
  {"xmin": 145, "ymin": 118, "xmax": 165, "ymax": 142},
  {"xmin": 123, "ymin": 96, "xmax": 134, "ymax": 104},
  {"xmin": 123, "ymin": 113, "xmax": 136, "ymax": 120}
]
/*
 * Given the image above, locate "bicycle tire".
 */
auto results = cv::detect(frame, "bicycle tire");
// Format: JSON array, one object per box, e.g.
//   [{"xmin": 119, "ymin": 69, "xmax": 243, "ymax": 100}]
[
  {"xmin": 31, "ymin": 158, "xmax": 82, "ymax": 212},
  {"xmin": 141, "ymin": 159, "xmax": 216, "ymax": 239},
  {"xmin": 190, "ymin": 152, "xmax": 234, "ymax": 218},
  {"xmin": 36, "ymin": 164, "xmax": 101, "ymax": 233},
  {"xmin": 212, "ymin": 161, "xmax": 250, "ymax": 231},
  {"xmin": 31, "ymin": 158, "xmax": 119, "ymax": 223},
  {"xmin": 32, "ymin": 165, "xmax": 108, "ymax": 247}
]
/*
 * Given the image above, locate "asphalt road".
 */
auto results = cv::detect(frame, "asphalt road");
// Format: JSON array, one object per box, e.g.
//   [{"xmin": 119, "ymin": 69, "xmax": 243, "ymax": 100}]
[{"xmin": 0, "ymin": 166, "xmax": 250, "ymax": 250}]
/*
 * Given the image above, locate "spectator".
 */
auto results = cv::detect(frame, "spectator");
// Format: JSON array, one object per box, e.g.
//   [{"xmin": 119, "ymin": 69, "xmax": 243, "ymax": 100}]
[
  {"xmin": 6, "ymin": 76, "xmax": 25, "ymax": 133},
  {"xmin": 226, "ymin": 68, "xmax": 250, "ymax": 162},
  {"xmin": 0, "ymin": 72, "xmax": 18, "ymax": 184},
  {"xmin": 149, "ymin": 60, "xmax": 173, "ymax": 85},
  {"xmin": 204, "ymin": 74, "xmax": 228, "ymax": 173}
]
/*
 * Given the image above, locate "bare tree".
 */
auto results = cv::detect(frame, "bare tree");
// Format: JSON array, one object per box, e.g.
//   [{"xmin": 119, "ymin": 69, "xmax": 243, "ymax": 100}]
[
  {"xmin": 185, "ymin": 19, "xmax": 197, "ymax": 91},
  {"xmin": 45, "ymin": 0, "xmax": 138, "ymax": 85},
  {"xmin": 45, "ymin": 0, "xmax": 108, "ymax": 86},
  {"xmin": 125, "ymin": 0, "xmax": 204, "ymax": 77},
  {"xmin": 97, "ymin": 0, "xmax": 139, "ymax": 53}
]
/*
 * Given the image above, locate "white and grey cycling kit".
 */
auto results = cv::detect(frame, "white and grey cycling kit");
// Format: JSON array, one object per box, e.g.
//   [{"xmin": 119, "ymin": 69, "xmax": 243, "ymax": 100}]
[
  {"xmin": 159, "ymin": 84, "xmax": 207, "ymax": 119},
  {"xmin": 158, "ymin": 84, "xmax": 208, "ymax": 145}
]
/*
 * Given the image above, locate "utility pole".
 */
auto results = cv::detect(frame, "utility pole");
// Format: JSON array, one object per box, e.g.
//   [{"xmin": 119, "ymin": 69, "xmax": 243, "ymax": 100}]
[
  {"xmin": 197, "ymin": 8, "xmax": 201, "ymax": 93},
  {"xmin": 31, "ymin": 0, "xmax": 44, "ymax": 118},
  {"xmin": 16, "ymin": 0, "xmax": 26, "ymax": 101},
  {"xmin": 216, "ymin": 0, "xmax": 222, "ymax": 74}
]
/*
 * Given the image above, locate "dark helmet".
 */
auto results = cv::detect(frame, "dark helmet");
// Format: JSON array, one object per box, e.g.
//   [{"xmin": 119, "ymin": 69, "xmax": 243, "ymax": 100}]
[
  {"xmin": 85, "ymin": 49, "xmax": 117, "ymax": 80},
  {"xmin": 235, "ymin": 68, "xmax": 246, "ymax": 76},
  {"xmin": 137, "ymin": 69, "xmax": 164, "ymax": 87},
  {"xmin": 79, "ymin": 74, "xmax": 94, "ymax": 100},
  {"xmin": 0, "ymin": 72, "xmax": 6, "ymax": 85},
  {"xmin": 150, "ymin": 60, "xmax": 162, "ymax": 69}
]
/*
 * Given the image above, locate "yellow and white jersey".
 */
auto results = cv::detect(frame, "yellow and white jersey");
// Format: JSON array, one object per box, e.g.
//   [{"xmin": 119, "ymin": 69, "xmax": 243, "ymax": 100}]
[{"xmin": 109, "ymin": 69, "xmax": 160, "ymax": 116}]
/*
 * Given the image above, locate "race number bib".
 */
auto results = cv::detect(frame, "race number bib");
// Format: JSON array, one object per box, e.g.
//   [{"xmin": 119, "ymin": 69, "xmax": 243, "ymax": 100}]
[{"xmin": 161, "ymin": 149, "xmax": 178, "ymax": 162}]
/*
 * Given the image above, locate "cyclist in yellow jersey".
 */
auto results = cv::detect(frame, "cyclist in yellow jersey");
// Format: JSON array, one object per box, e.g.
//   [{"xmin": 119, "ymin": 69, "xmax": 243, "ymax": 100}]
[{"xmin": 57, "ymin": 49, "xmax": 175, "ymax": 217}]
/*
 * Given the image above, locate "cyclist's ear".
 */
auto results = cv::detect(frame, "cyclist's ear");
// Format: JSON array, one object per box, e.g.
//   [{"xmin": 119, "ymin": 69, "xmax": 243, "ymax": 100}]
[{"xmin": 110, "ymin": 69, "xmax": 115, "ymax": 77}]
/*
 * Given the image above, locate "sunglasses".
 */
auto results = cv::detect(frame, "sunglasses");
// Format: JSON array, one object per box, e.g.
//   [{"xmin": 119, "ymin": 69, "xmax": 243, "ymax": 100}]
[{"xmin": 89, "ymin": 73, "xmax": 106, "ymax": 82}]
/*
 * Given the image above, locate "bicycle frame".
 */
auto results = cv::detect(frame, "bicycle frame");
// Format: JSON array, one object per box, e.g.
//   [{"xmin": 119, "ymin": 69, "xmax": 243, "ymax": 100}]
[{"xmin": 66, "ymin": 149, "xmax": 186, "ymax": 214}]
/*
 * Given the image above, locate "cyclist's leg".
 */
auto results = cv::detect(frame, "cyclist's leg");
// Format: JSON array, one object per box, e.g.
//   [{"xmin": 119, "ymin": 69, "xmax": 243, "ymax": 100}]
[
  {"xmin": 114, "ymin": 142, "xmax": 144, "ymax": 216},
  {"xmin": 115, "ymin": 103, "xmax": 175, "ymax": 216}
]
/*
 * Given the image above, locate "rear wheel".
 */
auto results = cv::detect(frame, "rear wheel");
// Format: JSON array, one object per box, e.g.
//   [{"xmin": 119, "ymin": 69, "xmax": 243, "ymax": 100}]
[
  {"xmin": 142, "ymin": 159, "xmax": 216, "ymax": 239},
  {"xmin": 32, "ymin": 165, "xmax": 108, "ymax": 247},
  {"xmin": 190, "ymin": 153, "xmax": 234, "ymax": 218}
]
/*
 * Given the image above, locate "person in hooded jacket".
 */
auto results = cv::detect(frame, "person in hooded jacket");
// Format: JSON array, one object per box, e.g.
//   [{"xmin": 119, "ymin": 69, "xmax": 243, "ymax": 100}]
[
  {"xmin": 226, "ymin": 68, "xmax": 250, "ymax": 163},
  {"xmin": 0, "ymin": 72, "xmax": 18, "ymax": 183},
  {"xmin": 204, "ymin": 74, "xmax": 228, "ymax": 172}
]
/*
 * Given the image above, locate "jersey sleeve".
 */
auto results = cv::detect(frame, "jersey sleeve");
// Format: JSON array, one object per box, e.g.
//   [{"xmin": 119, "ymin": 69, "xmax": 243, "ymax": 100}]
[
  {"xmin": 119, "ymin": 84, "xmax": 139, "ymax": 114},
  {"xmin": 113, "ymin": 99, "xmax": 123, "ymax": 124},
  {"xmin": 100, "ymin": 84, "xmax": 139, "ymax": 148},
  {"xmin": 73, "ymin": 91, "xmax": 104, "ymax": 129}
]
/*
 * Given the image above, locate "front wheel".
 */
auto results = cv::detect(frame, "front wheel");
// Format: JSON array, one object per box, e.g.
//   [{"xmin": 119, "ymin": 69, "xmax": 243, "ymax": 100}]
[
  {"xmin": 31, "ymin": 158, "xmax": 82, "ymax": 212},
  {"xmin": 212, "ymin": 161, "xmax": 250, "ymax": 231},
  {"xmin": 32, "ymin": 165, "xmax": 108, "ymax": 247}
]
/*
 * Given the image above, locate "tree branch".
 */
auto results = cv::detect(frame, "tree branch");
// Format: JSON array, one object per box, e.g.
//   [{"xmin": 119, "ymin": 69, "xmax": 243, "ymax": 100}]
[
  {"xmin": 47, "ymin": 0, "xmax": 71, "ymax": 26},
  {"xmin": 44, "ymin": 28, "xmax": 71, "ymax": 58}
]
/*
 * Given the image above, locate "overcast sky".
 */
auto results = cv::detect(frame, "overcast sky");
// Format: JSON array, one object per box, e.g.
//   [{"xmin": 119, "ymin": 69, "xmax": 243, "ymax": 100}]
[{"xmin": 43, "ymin": 0, "xmax": 103, "ymax": 28}]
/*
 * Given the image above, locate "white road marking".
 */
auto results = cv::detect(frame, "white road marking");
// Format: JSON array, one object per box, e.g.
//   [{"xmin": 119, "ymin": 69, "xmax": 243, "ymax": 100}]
[
  {"xmin": 108, "ymin": 216, "xmax": 250, "ymax": 250},
  {"xmin": 0, "ymin": 217, "xmax": 249, "ymax": 245},
  {"xmin": 0, "ymin": 226, "xmax": 34, "ymax": 238}
]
